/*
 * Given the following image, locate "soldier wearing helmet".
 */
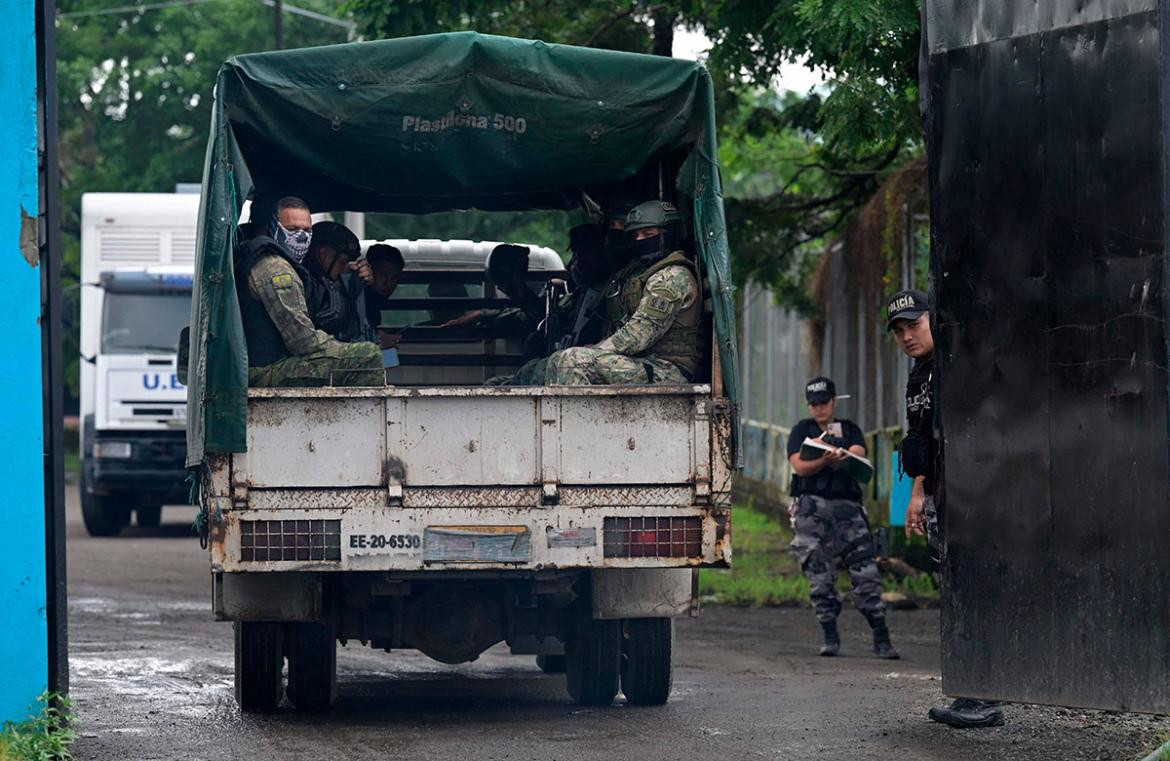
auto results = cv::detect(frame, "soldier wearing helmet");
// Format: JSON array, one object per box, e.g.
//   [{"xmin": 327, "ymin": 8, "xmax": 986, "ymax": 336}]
[{"xmin": 545, "ymin": 200, "xmax": 702, "ymax": 385}]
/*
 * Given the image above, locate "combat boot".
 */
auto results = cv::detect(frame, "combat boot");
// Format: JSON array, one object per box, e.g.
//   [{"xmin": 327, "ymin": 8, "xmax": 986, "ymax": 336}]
[
  {"xmin": 866, "ymin": 614, "xmax": 900, "ymax": 660},
  {"xmin": 928, "ymin": 699, "xmax": 1005, "ymax": 728},
  {"xmin": 819, "ymin": 620, "xmax": 840, "ymax": 656}
]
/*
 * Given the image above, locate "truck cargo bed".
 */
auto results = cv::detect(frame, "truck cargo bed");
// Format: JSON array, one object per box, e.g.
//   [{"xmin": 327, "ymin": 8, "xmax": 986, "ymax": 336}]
[{"xmin": 206, "ymin": 385, "xmax": 733, "ymax": 573}]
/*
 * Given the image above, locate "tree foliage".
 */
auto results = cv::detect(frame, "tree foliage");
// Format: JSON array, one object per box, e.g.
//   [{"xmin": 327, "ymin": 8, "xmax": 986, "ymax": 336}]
[{"xmin": 55, "ymin": 0, "xmax": 349, "ymax": 402}]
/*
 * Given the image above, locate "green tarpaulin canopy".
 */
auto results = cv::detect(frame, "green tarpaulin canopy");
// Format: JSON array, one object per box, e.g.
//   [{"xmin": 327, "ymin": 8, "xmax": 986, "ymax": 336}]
[{"xmin": 188, "ymin": 31, "xmax": 739, "ymax": 464}]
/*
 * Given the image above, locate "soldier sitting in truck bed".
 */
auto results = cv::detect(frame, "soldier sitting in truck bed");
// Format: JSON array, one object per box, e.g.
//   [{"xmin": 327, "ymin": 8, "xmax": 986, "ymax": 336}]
[
  {"xmin": 235, "ymin": 196, "xmax": 382, "ymax": 387},
  {"xmin": 545, "ymin": 200, "xmax": 701, "ymax": 385}
]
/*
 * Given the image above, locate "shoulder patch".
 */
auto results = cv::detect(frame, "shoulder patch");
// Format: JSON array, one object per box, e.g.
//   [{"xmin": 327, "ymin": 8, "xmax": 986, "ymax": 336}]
[{"xmin": 271, "ymin": 273, "xmax": 294, "ymax": 289}]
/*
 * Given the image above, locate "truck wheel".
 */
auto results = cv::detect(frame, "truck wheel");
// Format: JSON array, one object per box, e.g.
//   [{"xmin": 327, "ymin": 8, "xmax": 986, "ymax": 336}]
[
  {"xmin": 536, "ymin": 654, "xmax": 566, "ymax": 674},
  {"xmin": 286, "ymin": 621, "xmax": 337, "ymax": 712},
  {"xmin": 80, "ymin": 471, "xmax": 129, "ymax": 537},
  {"xmin": 136, "ymin": 503, "xmax": 162, "ymax": 529},
  {"xmin": 621, "ymin": 618, "xmax": 673, "ymax": 706},
  {"xmin": 234, "ymin": 622, "xmax": 284, "ymax": 712},
  {"xmin": 565, "ymin": 605, "xmax": 620, "ymax": 706}
]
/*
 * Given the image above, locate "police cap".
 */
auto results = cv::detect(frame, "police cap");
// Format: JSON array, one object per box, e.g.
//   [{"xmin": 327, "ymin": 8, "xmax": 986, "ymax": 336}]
[
  {"xmin": 805, "ymin": 376, "xmax": 836, "ymax": 404},
  {"xmin": 885, "ymin": 289, "xmax": 929, "ymax": 329}
]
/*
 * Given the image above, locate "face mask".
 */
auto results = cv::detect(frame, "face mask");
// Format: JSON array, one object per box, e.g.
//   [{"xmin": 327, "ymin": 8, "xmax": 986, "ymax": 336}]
[
  {"xmin": 628, "ymin": 233, "xmax": 666, "ymax": 260},
  {"xmin": 604, "ymin": 229, "xmax": 630, "ymax": 269},
  {"xmin": 272, "ymin": 217, "xmax": 312, "ymax": 263}
]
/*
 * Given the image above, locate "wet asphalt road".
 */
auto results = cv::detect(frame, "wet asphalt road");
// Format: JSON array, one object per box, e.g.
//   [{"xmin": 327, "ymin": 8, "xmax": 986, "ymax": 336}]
[{"xmin": 66, "ymin": 484, "xmax": 1168, "ymax": 761}]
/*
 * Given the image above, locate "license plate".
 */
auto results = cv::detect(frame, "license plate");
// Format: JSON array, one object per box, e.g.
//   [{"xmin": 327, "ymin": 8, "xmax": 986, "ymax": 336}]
[{"xmin": 423, "ymin": 525, "xmax": 531, "ymax": 563}]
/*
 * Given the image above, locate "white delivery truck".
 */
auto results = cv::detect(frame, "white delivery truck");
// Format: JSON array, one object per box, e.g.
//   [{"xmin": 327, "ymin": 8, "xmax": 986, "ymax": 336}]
[{"xmin": 79, "ymin": 192, "xmax": 198, "ymax": 536}]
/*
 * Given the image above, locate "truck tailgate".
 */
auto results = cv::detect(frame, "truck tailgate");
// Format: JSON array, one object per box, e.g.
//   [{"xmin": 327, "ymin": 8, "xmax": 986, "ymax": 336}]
[{"xmin": 208, "ymin": 385, "xmax": 733, "ymax": 572}]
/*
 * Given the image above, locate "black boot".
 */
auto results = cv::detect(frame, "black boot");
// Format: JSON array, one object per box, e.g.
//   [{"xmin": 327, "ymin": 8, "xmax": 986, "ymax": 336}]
[
  {"xmin": 928, "ymin": 699, "xmax": 1005, "ymax": 728},
  {"xmin": 819, "ymin": 620, "xmax": 840, "ymax": 656},
  {"xmin": 867, "ymin": 614, "xmax": 900, "ymax": 660}
]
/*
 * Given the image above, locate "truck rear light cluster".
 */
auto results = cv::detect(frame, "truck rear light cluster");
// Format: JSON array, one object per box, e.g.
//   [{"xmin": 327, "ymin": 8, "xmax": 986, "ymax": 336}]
[
  {"xmin": 603, "ymin": 516, "xmax": 702, "ymax": 559},
  {"xmin": 239, "ymin": 519, "xmax": 341, "ymax": 562}
]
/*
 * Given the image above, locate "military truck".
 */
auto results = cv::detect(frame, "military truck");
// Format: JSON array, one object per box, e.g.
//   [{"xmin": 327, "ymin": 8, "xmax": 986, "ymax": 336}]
[{"xmin": 187, "ymin": 33, "xmax": 738, "ymax": 711}]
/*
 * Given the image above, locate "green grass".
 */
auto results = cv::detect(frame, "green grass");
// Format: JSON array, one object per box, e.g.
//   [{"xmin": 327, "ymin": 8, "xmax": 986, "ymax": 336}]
[
  {"xmin": 0, "ymin": 693, "xmax": 76, "ymax": 761},
  {"xmin": 700, "ymin": 500, "xmax": 938, "ymax": 607},
  {"xmin": 63, "ymin": 450, "xmax": 79, "ymax": 474},
  {"xmin": 700, "ymin": 502, "xmax": 809, "ymax": 606}
]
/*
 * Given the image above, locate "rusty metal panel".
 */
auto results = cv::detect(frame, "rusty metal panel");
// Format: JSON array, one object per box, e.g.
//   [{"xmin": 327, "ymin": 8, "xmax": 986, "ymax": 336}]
[
  {"xmin": 213, "ymin": 504, "xmax": 728, "ymax": 573},
  {"xmin": 246, "ymin": 396, "xmax": 385, "ymax": 487},
  {"xmin": 392, "ymin": 395, "xmax": 540, "ymax": 486},
  {"xmin": 403, "ymin": 486, "xmax": 542, "ymax": 508},
  {"xmin": 214, "ymin": 572, "xmax": 322, "ymax": 621},
  {"xmin": 559, "ymin": 486, "xmax": 693, "ymax": 507},
  {"xmin": 591, "ymin": 568, "xmax": 694, "ymax": 619},
  {"xmin": 248, "ymin": 488, "xmax": 387, "ymax": 510},
  {"xmin": 556, "ymin": 394, "xmax": 696, "ymax": 484}
]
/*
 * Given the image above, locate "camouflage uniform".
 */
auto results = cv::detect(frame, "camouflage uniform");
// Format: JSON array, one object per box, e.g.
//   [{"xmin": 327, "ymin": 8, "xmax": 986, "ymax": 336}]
[
  {"xmin": 486, "ymin": 356, "xmax": 549, "ymax": 386},
  {"xmin": 245, "ymin": 254, "xmax": 382, "ymax": 387},
  {"xmin": 545, "ymin": 256, "xmax": 699, "ymax": 385},
  {"xmin": 790, "ymin": 495, "xmax": 886, "ymax": 623}
]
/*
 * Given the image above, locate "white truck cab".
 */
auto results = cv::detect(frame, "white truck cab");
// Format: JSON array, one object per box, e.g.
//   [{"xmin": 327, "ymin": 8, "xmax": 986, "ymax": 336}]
[{"xmin": 80, "ymin": 193, "xmax": 198, "ymax": 535}]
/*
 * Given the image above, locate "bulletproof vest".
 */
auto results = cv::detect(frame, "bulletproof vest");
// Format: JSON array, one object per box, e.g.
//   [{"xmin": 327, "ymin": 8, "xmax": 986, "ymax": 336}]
[
  {"xmin": 602, "ymin": 250, "xmax": 702, "ymax": 378},
  {"xmin": 234, "ymin": 236, "xmax": 310, "ymax": 368},
  {"xmin": 788, "ymin": 423, "xmax": 863, "ymax": 500},
  {"xmin": 305, "ymin": 274, "xmax": 354, "ymax": 340}
]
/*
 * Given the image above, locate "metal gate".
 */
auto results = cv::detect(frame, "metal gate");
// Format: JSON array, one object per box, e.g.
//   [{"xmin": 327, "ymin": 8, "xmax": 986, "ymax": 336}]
[{"xmin": 926, "ymin": 0, "xmax": 1170, "ymax": 712}]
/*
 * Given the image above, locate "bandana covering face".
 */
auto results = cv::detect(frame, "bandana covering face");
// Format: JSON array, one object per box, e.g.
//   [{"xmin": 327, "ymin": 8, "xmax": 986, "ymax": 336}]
[{"xmin": 271, "ymin": 216, "xmax": 312, "ymax": 263}]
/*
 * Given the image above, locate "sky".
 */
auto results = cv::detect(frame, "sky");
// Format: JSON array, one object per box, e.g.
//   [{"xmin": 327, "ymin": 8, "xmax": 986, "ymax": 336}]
[{"xmin": 672, "ymin": 26, "xmax": 827, "ymax": 93}]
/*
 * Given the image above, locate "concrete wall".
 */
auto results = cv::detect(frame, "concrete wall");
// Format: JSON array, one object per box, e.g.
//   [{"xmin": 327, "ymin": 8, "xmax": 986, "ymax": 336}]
[{"xmin": 0, "ymin": 0, "xmax": 48, "ymax": 722}]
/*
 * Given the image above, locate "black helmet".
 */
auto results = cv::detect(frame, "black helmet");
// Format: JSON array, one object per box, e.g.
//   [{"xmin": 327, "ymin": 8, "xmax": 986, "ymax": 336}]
[
  {"xmin": 310, "ymin": 221, "xmax": 360, "ymax": 259},
  {"xmin": 486, "ymin": 243, "xmax": 530, "ymax": 287},
  {"xmin": 624, "ymin": 200, "xmax": 682, "ymax": 235}
]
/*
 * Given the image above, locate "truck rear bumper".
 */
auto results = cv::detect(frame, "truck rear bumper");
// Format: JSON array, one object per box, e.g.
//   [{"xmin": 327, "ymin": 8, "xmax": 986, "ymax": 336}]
[{"xmin": 210, "ymin": 503, "xmax": 730, "ymax": 573}]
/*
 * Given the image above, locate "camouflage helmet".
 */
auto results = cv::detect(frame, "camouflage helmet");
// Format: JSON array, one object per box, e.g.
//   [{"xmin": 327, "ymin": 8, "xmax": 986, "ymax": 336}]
[{"xmin": 624, "ymin": 200, "xmax": 682, "ymax": 235}]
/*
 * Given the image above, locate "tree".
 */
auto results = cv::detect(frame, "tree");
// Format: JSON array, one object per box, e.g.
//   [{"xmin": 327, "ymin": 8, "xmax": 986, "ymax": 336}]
[{"xmin": 55, "ymin": 0, "xmax": 350, "ymax": 402}]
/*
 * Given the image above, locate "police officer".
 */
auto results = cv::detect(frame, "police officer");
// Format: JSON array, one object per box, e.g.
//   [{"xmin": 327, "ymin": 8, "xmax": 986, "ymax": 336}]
[
  {"xmin": 887, "ymin": 288, "xmax": 1004, "ymax": 727},
  {"xmin": 235, "ymin": 197, "xmax": 382, "ymax": 387},
  {"xmin": 788, "ymin": 376, "xmax": 899, "ymax": 659},
  {"xmin": 545, "ymin": 200, "xmax": 701, "ymax": 385}
]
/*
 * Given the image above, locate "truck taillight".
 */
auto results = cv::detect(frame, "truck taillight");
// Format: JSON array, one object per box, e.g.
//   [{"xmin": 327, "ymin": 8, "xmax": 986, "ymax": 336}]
[{"xmin": 603, "ymin": 517, "xmax": 702, "ymax": 559}]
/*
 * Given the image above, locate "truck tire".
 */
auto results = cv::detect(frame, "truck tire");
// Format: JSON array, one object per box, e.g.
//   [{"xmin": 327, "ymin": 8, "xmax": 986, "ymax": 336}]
[
  {"xmin": 565, "ymin": 604, "xmax": 620, "ymax": 706},
  {"xmin": 234, "ymin": 622, "xmax": 284, "ymax": 712},
  {"xmin": 621, "ymin": 618, "xmax": 673, "ymax": 706},
  {"xmin": 536, "ymin": 654, "xmax": 566, "ymax": 674},
  {"xmin": 136, "ymin": 503, "xmax": 162, "ymax": 529},
  {"xmin": 286, "ymin": 621, "xmax": 336, "ymax": 712},
  {"xmin": 80, "ymin": 470, "xmax": 129, "ymax": 537}
]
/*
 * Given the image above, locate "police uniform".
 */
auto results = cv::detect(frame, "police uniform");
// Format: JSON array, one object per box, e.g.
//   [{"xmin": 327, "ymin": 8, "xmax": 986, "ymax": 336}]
[
  {"xmin": 787, "ymin": 377, "xmax": 897, "ymax": 658},
  {"xmin": 886, "ymin": 288, "xmax": 1004, "ymax": 727},
  {"xmin": 905, "ymin": 354, "xmax": 942, "ymax": 557},
  {"xmin": 236, "ymin": 237, "xmax": 382, "ymax": 387}
]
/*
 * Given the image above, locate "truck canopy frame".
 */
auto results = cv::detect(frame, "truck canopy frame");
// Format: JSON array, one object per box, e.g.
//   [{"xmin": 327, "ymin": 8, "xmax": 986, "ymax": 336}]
[{"xmin": 188, "ymin": 31, "xmax": 739, "ymax": 464}]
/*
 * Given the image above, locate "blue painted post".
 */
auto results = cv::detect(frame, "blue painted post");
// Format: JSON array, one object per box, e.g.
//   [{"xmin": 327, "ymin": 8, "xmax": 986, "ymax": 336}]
[{"xmin": 0, "ymin": 0, "xmax": 49, "ymax": 723}]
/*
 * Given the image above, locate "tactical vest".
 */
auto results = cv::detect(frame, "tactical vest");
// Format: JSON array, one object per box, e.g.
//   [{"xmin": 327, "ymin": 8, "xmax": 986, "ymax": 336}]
[
  {"xmin": 788, "ymin": 422, "xmax": 863, "ymax": 500},
  {"xmin": 234, "ymin": 237, "xmax": 311, "ymax": 368},
  {"xmin": 603, "ymin": 250, "xmax": 702, "ymax": 378}
]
